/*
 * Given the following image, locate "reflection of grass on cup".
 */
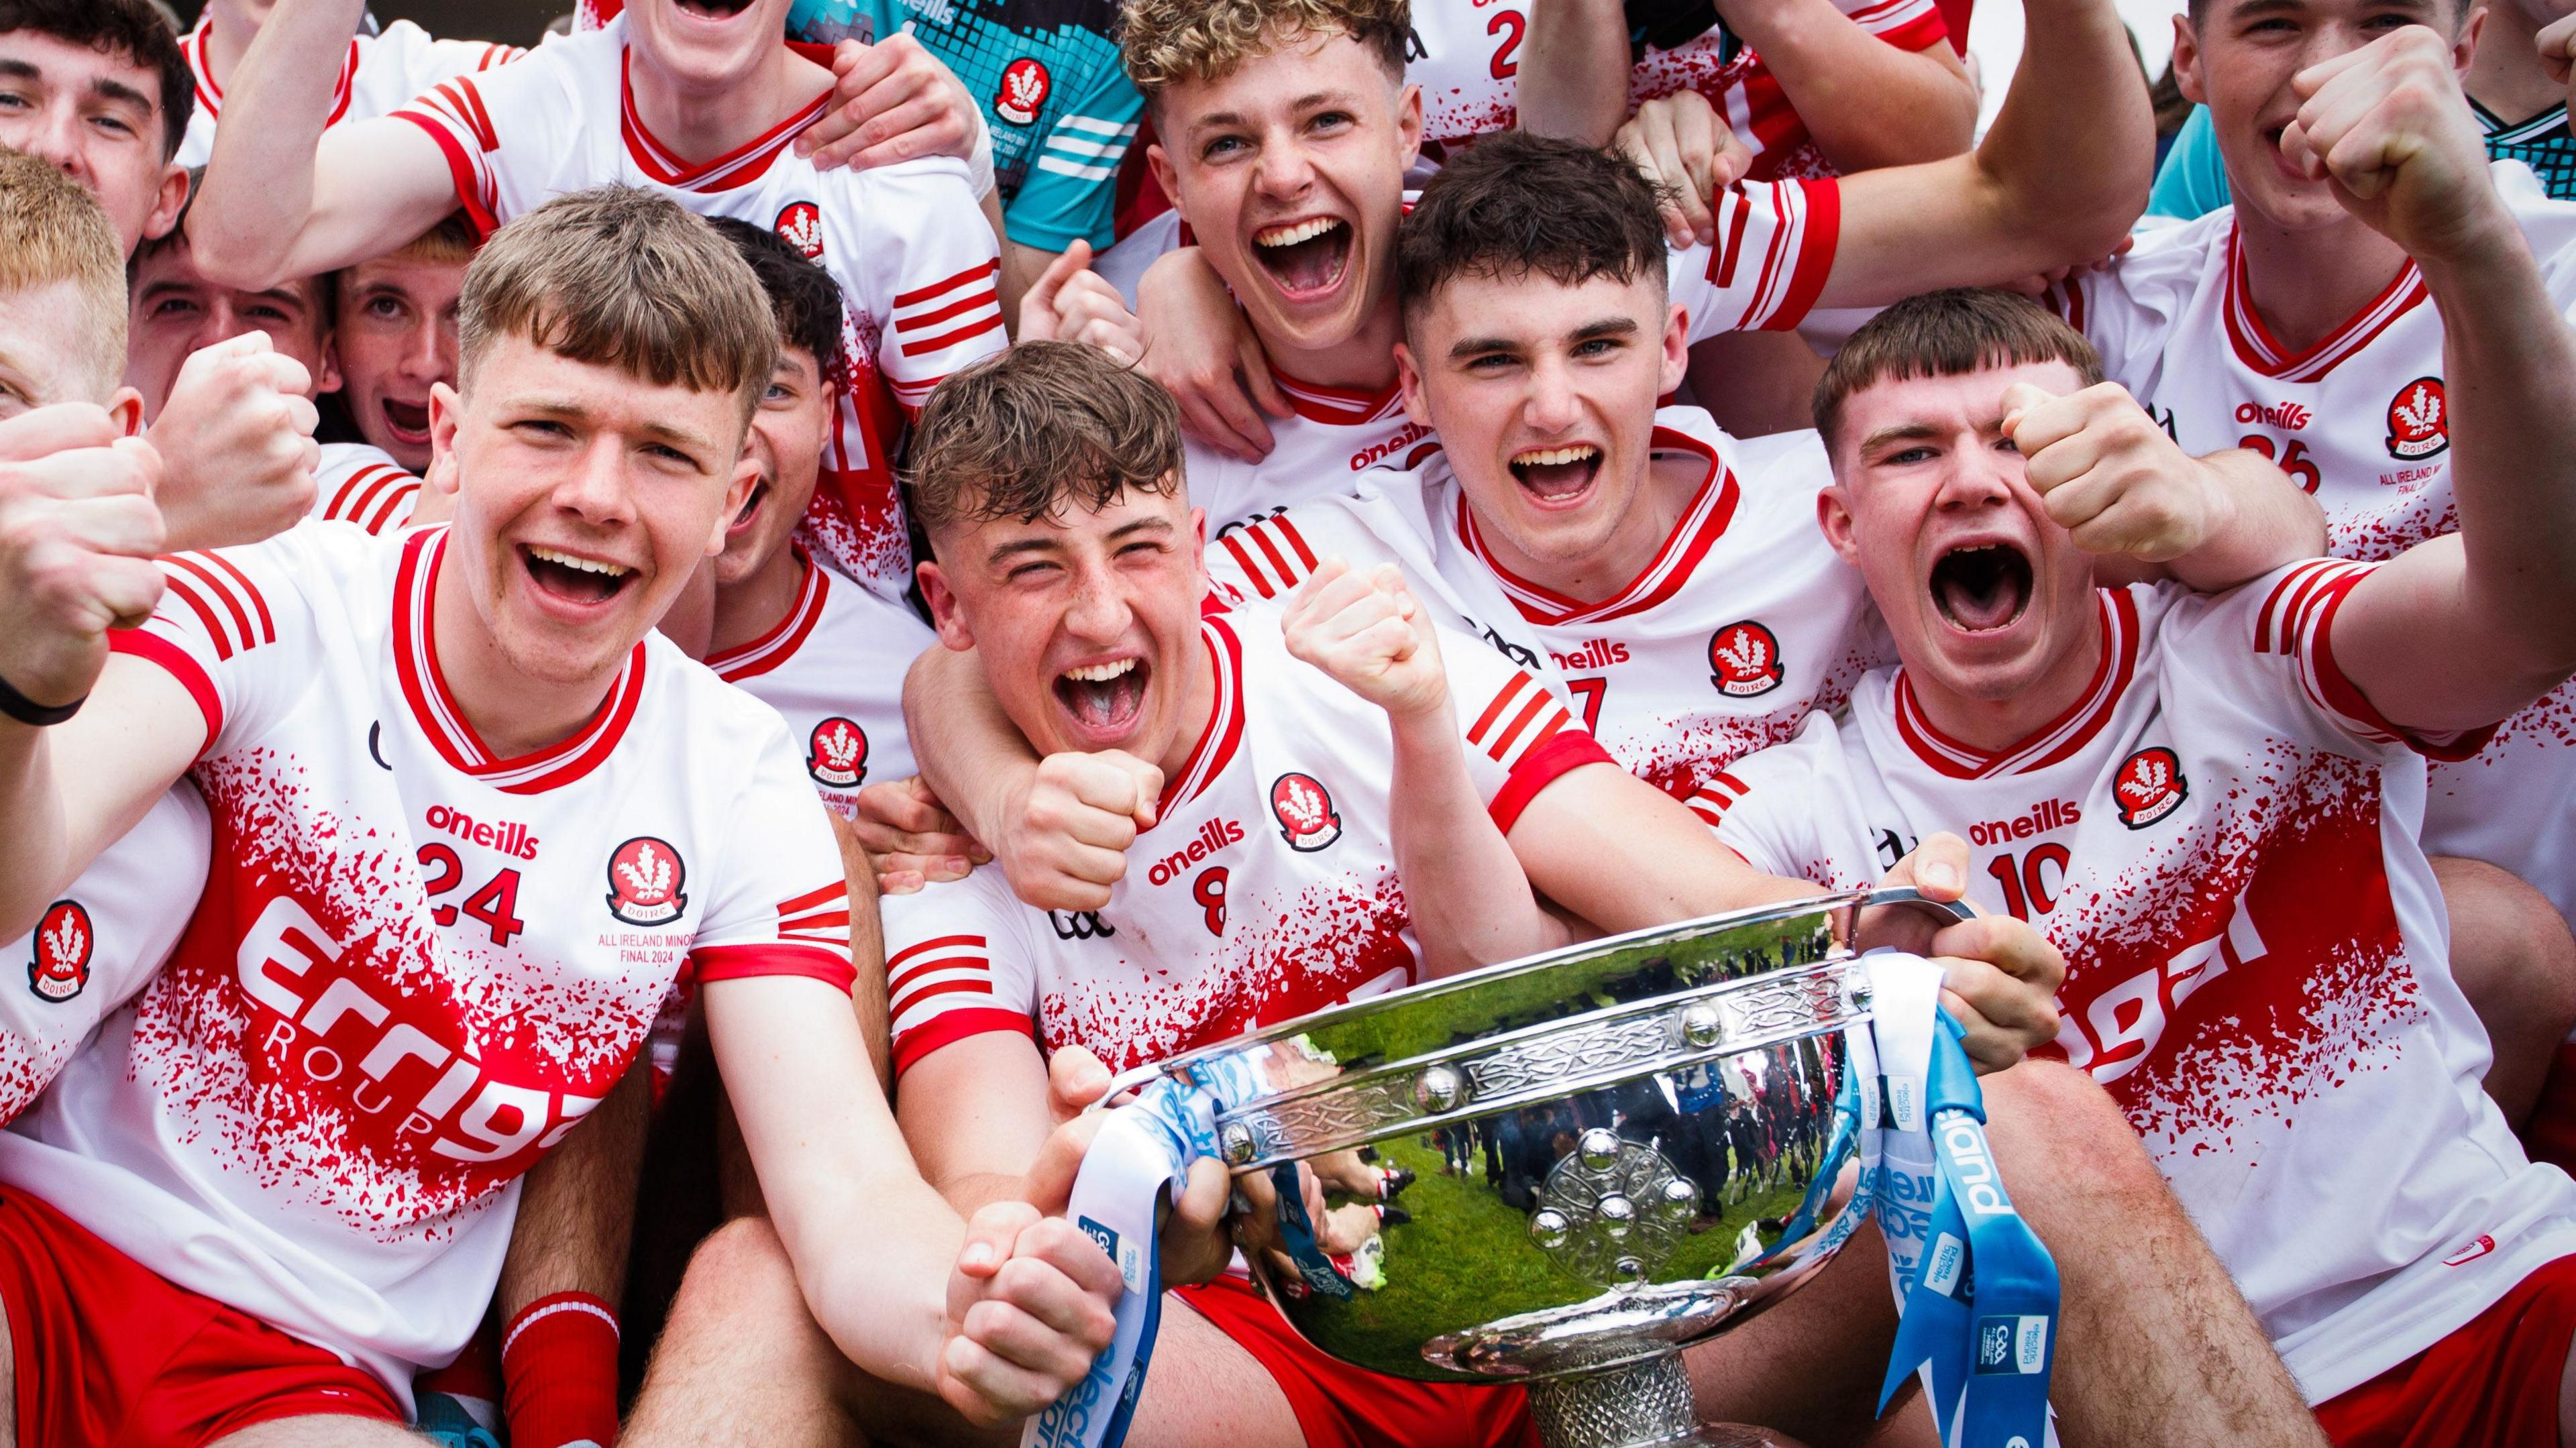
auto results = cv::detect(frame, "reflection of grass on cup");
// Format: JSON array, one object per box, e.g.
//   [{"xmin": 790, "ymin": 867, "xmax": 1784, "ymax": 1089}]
[{"xmin": 1266, "ymin": 1133, "xmax": 1815, "ymax": 1380}]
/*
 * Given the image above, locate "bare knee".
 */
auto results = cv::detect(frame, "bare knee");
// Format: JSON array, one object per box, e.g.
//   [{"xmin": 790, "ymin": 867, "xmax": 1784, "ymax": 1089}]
[
  {"xmin": 668, "ymin": 1215, "xmax": 806, "ymax": 1324},
  {"xmin": 2436, "ymin": 856, "xmax": 2576, "ymax": 1033},
  {"xmin": 1980, "ymin": 1059, "xmax": 2159, "ymax": 1200}
]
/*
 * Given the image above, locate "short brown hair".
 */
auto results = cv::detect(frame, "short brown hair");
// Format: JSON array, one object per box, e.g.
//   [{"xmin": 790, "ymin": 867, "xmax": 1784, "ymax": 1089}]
[
  {"xmin": 908, "ymin": 341, "xmax": 1182, "ymax": 537},
  {"xmin": 1120, "ymin": 0, "xmax": 1408, "ymax": 104},
  {"xmin": 363, "ymin": 212, "xmax": 480, "ymax": 273},
  {"xmin": 1397, "ymin": 132, "xmax": 1670, "ymax": 326},
  {"xmin": 0, "ymin": 146, "xmax": 129, "ymax": 400},
  {"xmin": 1813, "ymin": 288, "xmax": 2102, "ymax": 454},
  {"xmin": 0, "ymin": 0, "xmax": 192, "ymax": 162},
  {"xmin": 458, "ymin": 186, "xmax": 775, "ymax": 418}
]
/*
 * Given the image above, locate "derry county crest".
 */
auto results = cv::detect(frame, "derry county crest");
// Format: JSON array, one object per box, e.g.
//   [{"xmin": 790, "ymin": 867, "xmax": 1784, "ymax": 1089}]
[
  {"xmin": 808, "ymin": 716, "xmax": 869, "ymax": 789},
  {"xmin": 1708, "ymin": 620, "xmax": 1785, "ymax": 698},
  {"xmin": 2385, "ymin": 376, "xmax": 2448, "ymax": 461},
  {"xmin": 605, "ymin": 836, "xmax": 689, "ymax": 926},
  {"xmin": 1270, "ymin": 772, "xmax": 1342, "ymax": 852},
  {"xmin": 28, "ymin": 899, "xmax": 91, "ymax": 1003},
  {"xmin": 996, "ymin": 58, "xmax": 1051, "ymax": 126},
  {"xmin": 2112, "ymin": 747, "xmax": 2188, "ymax": 830},
  {"xmin": 774, "ymin": 201, "xmax": 824, "ymax": 261}
]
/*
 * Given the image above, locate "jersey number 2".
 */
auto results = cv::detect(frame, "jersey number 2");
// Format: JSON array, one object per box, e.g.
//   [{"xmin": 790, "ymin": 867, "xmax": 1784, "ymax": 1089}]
[
  {"xmin": 417, "ymin": 844, "xmax": 529, "ymax": 947},
  {"xmin": 1488, "ymin": 9, "xmax": 1525, "ymax": 78},
  {"xmin": 2237, "ymin": 435, "xmax": 2320, "ymax": 494}
]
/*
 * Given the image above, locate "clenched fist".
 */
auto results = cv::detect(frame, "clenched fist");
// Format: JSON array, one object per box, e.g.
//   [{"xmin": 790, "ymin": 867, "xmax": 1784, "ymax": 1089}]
[
  {"xmin": 0, "ymin": 405, "xmax": 167, "ymax": 712},
  {"xmin": 935, "ymin": 1201, "xmax": 1122, "ymax": 1426},
  {"xmin": 1019, "ymin": 241, "xmax": 1143, "ymax": 365},
  {"xmin": 2280, "ymin": 27, "xmax": 2512, "ymax": 262},
  {"xmin": 2001, "ymin": 380, "xmax": 2247, "ymax": 561},
  {"xmin": 1283, "ymin": 558, "xmax": 1448, "ymax": 722},
  {"xmin": 148, "ymin": 331, "xmax": 319, "ymax": 552},
  {"xmin": 991, "ymin": 749, "xmax": 1163, "ymax": 912}
]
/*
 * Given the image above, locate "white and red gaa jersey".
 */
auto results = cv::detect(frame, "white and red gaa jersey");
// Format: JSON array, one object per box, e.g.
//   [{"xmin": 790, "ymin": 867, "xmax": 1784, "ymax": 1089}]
[
  {"xmin": 1708, "ymin": 565, "xmax": 2576, "ymax": 1401},
  {"xmin": 2048, "ymin": 162, "xmax": 2576, "ymax": 924},
  {"xmin": 390, "ymin": 18, "xmax": 1006, "ymax": 606},
  {"xmin": 878, "ymin": 602, "xmax": 1612, "ymax": 1075},
  {"xmin": 1177, "ymin": 200, "xmax": 1839, "ymax": 540},
  {"xmin": 0, "ymin": 522, "xmax": 853, "ymax": 1401},
  {"xmin": 1404, "ymin": 0, "xmax": 1947, "ymax": 180},
  {"xmin": 0, "ymin": 786, "xmax": 208, "ymax": 1125},
  {"xmin": 707, "ymin": 547, "xmax": 936, "ymax": 817},
  {"xmin": 176, "ymin": 15, "xmax": 521, "ymax": 170},
  {"xmin": 1209, "ymin": 407, "xmax": 1887, "ymax": 823},
  {"xmin": 311, "ymin": 443, "xmax": 423, "ymax": 535}
]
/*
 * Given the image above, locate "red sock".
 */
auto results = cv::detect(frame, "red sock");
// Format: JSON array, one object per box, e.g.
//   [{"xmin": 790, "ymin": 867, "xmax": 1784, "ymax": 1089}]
[{"xmin": 501, "ymin": 1292, "xmax": 621, "ymax": 1448}]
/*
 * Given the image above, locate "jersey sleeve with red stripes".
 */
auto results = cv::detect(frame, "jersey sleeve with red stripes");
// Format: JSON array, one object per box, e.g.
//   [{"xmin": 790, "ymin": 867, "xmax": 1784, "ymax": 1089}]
[
  {"xmin": 105, "ymin": 531, "xmax": 325, "ymax": 760},
  {"xmin": 1670, "ymin": 178, "xmax": 1843, "ymax": 341},
  {"xmin": 878, "ymin": 872, "xmax": 1038, "ymax": 1078},
  {"xmin": 1837, "ymin": 0, "xmax": 1951, "ymax": 52},
  {"xmin": 1705, "ymin": 711, "xmax": 1856, "ymax": 882},
  {"xmin": 850, "ymin": 158, "xmax": 1008, "ymax": 418},
  {"xmin": 1440, "ymin": 624, "xmax": 1619, "ymax": 832},
  {"xmin": 390, "ymin": 42, "xmax": 575, "ymax": 237},
  {"xmin": 312, "ymin": 448, "xmax": 423, "ymax": 536},
  {"xmin": 2220, "ymin": 562, "xmax": 2496, "ymax": 763},
  {"xmin": 688, "ymin": 716, "xmax": 859, "ymax": 993}
]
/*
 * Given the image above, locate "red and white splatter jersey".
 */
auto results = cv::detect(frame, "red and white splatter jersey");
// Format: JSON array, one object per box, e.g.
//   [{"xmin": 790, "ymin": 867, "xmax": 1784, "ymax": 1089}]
[
  {"xmin": 0, "ymin": 786, "xmax": 207, "ymax": 1125},
  {"xmin": 1404, "ymin": 0, "xmax": 1948, "ymax": 180},
  {"xmin": 2047, "ymin": 162, "xmax": 2576, "ymax": 924},
  {"xmin": 175, "ymin": 15, "xmax": 521, "ymax": 170},
  {"xmin": 878, "ymin": 602, "xmax": 1612, "ymax": 1076},
  {"xmin": 311, "ymin": 443, "xmax": 423, "ymax": 536},
  {"xmin": 707, "ymin": 547, "xmax": 936, "ymax": 818},
  {"xmin": 390, "ymin": 18, "xmax": 1006, "ymax": 606},
  {"xmin": 0, "ymin": 522, "xmax": 853, "ymax": 1401},
  {"xmin": 1209, "ymin": 407, "xmax": 1887, "ymax": 824},
  {"xmin": 1706, "ymin": 566, "xmax": 2576, "ymax": 1400},
  {"xmin": 1179, "ymin": 199, "xmax": 1841, "ymax": 541}
]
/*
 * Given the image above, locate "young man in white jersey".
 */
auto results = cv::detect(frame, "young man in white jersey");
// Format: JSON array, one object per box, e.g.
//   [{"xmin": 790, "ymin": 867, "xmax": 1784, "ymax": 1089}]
[
  {"xmin": 189, "ymin": 0, "xmax": 1007, "ymax": 608},
  {"xmin": 770, "ymin": 342, "xmax": 2320, "ymax": 1448},
  {"xmin": 1208, "ymin": 130, "xmax": 2324, "ymax": 852},
  {"xmin": 0, "ymin": 0, "xmax": 190, "ymax": 258},
  {"xmin": 0, "ymin": 187, "xmax": 1119, "ymax": 1446},
  {"xmin": 1104, "ymin": 0, "xmax": 2148, "ymax": 526},
  {"xmin": 1703, "ymin": 46, "xmax": 2576, "ymax": 1431},
  {"xmin": 170, "ymin": 0, "xmax": 521, "ymax": 170},
  {"xmin": 327, "ymin": 213, "xmax": 472, "ymax": 478}
]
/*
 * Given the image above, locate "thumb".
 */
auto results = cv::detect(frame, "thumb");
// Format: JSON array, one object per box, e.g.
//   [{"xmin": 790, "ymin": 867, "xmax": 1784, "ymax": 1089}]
[
  {"xmin": 1021, "ymin": 1112, "xmax": 1108, "ymax": 1217},
  {"xmin": 1026, "ymin": 243, "xmax": 1090, "ymax": 323},
  {"xmin": 1996, "ymin": 381, "xmax": 2055, "ymax": 439},
  {"xmin": 1119, "ymin": 753, "xmax": 1165, "ymax": 830},
  {"xmin": 957, "ymin": 1198, "xmax": 1038, "ymax": 1280},
  {"xmin": 1046, "ymin": 1043, "xmax": 1115, "ymax": 1121},
  {"xmin": 1889, "ymin": 830, "xmax": 1968, "ymax": 900}
]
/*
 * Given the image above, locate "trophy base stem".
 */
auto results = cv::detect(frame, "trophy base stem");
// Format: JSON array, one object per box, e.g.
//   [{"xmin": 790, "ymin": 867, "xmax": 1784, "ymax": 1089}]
[{"xmin": 1523, "ymin": 1352, "xmax": 1729, "ymax": 1448}]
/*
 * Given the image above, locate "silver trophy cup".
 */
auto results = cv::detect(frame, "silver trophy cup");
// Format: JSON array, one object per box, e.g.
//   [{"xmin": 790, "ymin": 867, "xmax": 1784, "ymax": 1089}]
[{"xmin": 1135, "ymin": 889, "xmax": 1966, "ymax": 1448}]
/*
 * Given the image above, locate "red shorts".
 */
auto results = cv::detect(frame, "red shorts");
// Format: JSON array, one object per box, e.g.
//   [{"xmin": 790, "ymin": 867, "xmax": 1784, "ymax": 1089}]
[
  {"xmin": 1175, "ymin": 1274, "xmax": 1540, "ymax": 1448},
  {"xmin": 2314, "ymin": 1252, "xmax": 2576, "ymax": 1447},
  {"xmin": 0, "ymin": 1186, "xmax": 405, "ymax": 1448}
]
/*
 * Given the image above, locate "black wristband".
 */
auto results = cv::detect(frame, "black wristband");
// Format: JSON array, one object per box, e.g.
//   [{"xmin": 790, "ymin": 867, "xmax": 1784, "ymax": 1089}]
[{"xmin": 0, "ymin": 670, "xmax": 81, "ymax": 726}]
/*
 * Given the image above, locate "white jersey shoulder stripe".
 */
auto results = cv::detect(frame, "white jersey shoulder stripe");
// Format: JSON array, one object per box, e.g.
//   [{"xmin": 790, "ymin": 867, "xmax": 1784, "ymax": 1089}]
[{"xmin": 154, "ymin": 551, "xmax": 277, "ymax": 662}]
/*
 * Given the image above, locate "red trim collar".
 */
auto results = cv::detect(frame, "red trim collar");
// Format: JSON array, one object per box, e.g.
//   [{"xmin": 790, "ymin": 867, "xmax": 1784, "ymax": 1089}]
[
  {"xmin": 707, "ymin": 548, "xmax": 824, "ymax": 682},
  {"xmin": 1274, "ymin": 372, "xmax": 1405, "ymax": 427},
  {"xmin": 186, "ymin": 15, "xmax": 355, "ymax": 124},
  {"xmin": 1456, "ymin": 426, "xmax": 1739, "ymax": 626},
  {"xmin": 2222, "ymin": 223, "xmax": 2427, "ymax": 384},
  {"xmin": 619, "ymin": 44, "xmax": 835, "ymax": 192},
  {"xmin": 1156, "ymin": 616, "xmax": 1246, "ymax": 818},
  {"xmin": 1890, "ymin": 589, "xmax": 2139, "ymax": 779},
  {"xmin": 392, "ymin": 528, "xmax": 646, "ymax": 794}
]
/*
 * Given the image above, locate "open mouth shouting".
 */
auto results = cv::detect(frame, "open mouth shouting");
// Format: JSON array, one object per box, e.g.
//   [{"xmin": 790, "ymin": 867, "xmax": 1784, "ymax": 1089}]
[
  {"xmin": 1929, "ymin": 542, "xmax": 2034, "ymax": 633},
  {"xmin": 1055, "ymin": 655, "xmax": 1149, "ymax": 740},
  {"xmin": 380, "ymin": 397, "xmax": 431, "ymax": 447},
  {"xmin": 674, "ymin": 0, "xmax": 755, "ymax": 17},
  {"xmin": 727, "ymin": 478, "xmax": 771, "ymax": 540},
  {"xmin": 1251, "ymin": 216, "xmax": 1352, "ymax": 302},
  {"xmin": 1509, "ymin": 443, "xmax": 1603, "ymax": 506},
  {"xmin": 521, "ymin": 543, "xmax": 637, "ymax": 610}
]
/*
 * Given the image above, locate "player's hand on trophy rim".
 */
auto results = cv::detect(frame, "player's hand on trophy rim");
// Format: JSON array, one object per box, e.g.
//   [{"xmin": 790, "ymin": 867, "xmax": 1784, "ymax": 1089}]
[
  {"xmin": 1929, "ymin": 913, "xmax": 2067, "ymax": 1072},
  {"xmin": 998, "ymin": 750, "xmax": 1163, "ymax": 912},
  {"xmin": 854, "ymin": 775, "xmax": 987, "ymax": 894},
  {"xmin": 2004, "ymin": 380, "xmax": 2225, "ymax": 563},
  {"xmin": 0, "ymin": 408, "xmax": 168, "ymax": 708},
  {"xmin": 1136, "ymin": 247, "xmax": 1288, "ymax": 463},
  {"xmin": 1614, "ymin": 89, "xmax": 1756, "ymax": 249},
  {"xmin": 939, "ymin": 1201, "xmax": 1122, "ymax": 1424},
  {"xmin": 2282, "ymin": 27, "xmax": 2511, "ymax": 258},
  {"xmin": 1283, "ymin": 559, "xmax": 1450, "ymax": 722},
  {"xmin": 800, "ymin": 32, "xmax": 979, "ymax": 171}
]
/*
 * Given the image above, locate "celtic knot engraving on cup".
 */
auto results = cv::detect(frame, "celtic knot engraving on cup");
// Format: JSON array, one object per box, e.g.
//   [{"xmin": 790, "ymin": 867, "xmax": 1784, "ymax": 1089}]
[
  {"xmin": 1721, "ymin": 968, "xmax": 1847, "ymax": 1042},
  {"xmin": 1469, "ymin": 1017, "xmax": 1674, "ymax": 1099},
  {"xmin": 1527, "ymin": 1131, "xmax": 1699, "ymax": 1290},
  {"xmin": 1232, "ymin": 1078, "xmax": 1417, "ymax": 1160}
]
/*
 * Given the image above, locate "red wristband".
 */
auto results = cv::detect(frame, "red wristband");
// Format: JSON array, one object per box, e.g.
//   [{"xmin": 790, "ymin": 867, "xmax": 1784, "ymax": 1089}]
[{"xmin": 501, "ymin": 1292, "xmax": 621, "ymax": 1448}]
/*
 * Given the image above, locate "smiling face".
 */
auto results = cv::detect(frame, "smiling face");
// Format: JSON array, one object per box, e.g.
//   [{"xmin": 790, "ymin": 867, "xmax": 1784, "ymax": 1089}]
[
  {"xmin": 625, "ymin": 0, "xmax": 797, "ymax": 93},
  {"xmin": 335, "ymin": 250, "xmax": 466, "ymax": 471},
  {"xmin": 1146, "ymin": 30, "xmax": 1418, "ymax": 360},
  {"xmin": 2174, "ymin": 0, "xmax": 2473, "ymax": 233},
  {"xmin": 1397, "ymin": 266, "xmax": 1688, "ymax": 579},
  {"xmin": 125, "ymin": 234, "xmax": 338, "ymax": 417},
  {"xmin": 919, "ymin": 484, "xmax": 1210, "ymax": 768},
  {"xmin": 1819, "ymin": 361, "xmax": 2102, "ymax": 705},
  {"xmin": 0, "ymin": 30, "xmax": 186, "ymax": 254},
  {"xmin": 713, "ymin": 343, "xmax": 830, "ymax": 588},
  {"xmin": 429, "ymin": 330, "xmax": 757, "ymax": 685}
]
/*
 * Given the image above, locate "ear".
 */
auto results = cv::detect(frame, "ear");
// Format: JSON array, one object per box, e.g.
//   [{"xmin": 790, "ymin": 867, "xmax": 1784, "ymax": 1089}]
[
  {"xmin": 143, "ymin": 164, "xmax": 189, "ymax": 245},
  {"xmin": 2171, "ymin": 12, "xmax": 2207, "ymax": 106},
  {"xmin": 315, "ymin": 333, "xmax": 343, "ymax": 399},
  {"xmin": 1659, "ymin": 302, "xmax": 1690, "ymax": 398},
  {"xmin": 1186, "ymin": 504, "xmax": 1208, "ymax": 578},
  {"xmin": 710, "ymin": 451, "xmax": 760, "ymax": 557},
  {"xmin": 1393, "ymin": 340, "xmax": 1432, "ymax": 429},
  {"xmin": 1146, "ymin": 142, "xmax": 1187, "ymax": 229},
  {"xmin": 1395, "ymin": 81, "xmax": 1425, "ymax": 172},
  {"xmin": 105, "ymin": 386, "xmax": 146, "ymax": 438},
  {"xmin": 1816, "ymin": 483, "xmax": 1864, "ymax": 567},
  {"xmin": 425, "ymin": 380, "xmax": 465, "ymax": 499},
  {"xmin": 2455, "ymin": 5, "xmax": 2483, "ymax": 73},
  {"xmin": 917, "ymin": 559, "xmax": 977, "ymax": 652}
]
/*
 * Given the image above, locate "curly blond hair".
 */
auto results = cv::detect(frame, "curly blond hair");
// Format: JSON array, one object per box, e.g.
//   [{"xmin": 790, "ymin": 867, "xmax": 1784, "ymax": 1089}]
[{"xmin": 1118, "ymin": 0, "xmax": 1409, "ymax": 101}]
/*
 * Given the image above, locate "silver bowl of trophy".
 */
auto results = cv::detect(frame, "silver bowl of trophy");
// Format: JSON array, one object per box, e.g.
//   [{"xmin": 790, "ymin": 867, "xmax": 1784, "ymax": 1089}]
[{"xmin": 1142, "ymin": 890, "xmax": 1964, "ymax": 1448}]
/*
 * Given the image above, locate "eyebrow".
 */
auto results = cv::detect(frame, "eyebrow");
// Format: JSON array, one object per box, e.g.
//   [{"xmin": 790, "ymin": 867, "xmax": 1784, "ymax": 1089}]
[
  {"xmin": 1856, "ymin": 422, "xmax": 1943, "ymax": 454},
  {"xmin": 512, "ymin": 396, "xmax": 723, "ymax": 456},
  {"xmin": 1447, "ymin": 315, "xmax": 1641, "ymax": 361},
  {"xmin": 982, "ymin": 514, "xmax": 1174, "ymax": 566},
  {"xmin": 1187, "ymin": 91, "xmax": 1358, "ymax": 135}
]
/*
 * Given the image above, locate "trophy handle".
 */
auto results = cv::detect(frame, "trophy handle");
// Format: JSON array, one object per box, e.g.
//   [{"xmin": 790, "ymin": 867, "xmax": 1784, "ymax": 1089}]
[{"xmin": 1858, "ymin": 886, "xmax": 1978, "ymax": 924}]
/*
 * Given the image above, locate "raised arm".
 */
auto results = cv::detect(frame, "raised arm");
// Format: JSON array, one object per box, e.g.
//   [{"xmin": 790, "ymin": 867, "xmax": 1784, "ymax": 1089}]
[
  {"xmin": 2293, "ymin": 31, "xmax": 2576, "ymax": 732},
  {"xmin": 189, "ymin": 0, "xmax": 460, "ymax": 290},
  {"xmin": 1718, "ymin": 0, "xmax": 1978, "ymax": 172},
  {"xmin": 1517, "ymin": 0, "xmax": 1637, "ymax": 144}
]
